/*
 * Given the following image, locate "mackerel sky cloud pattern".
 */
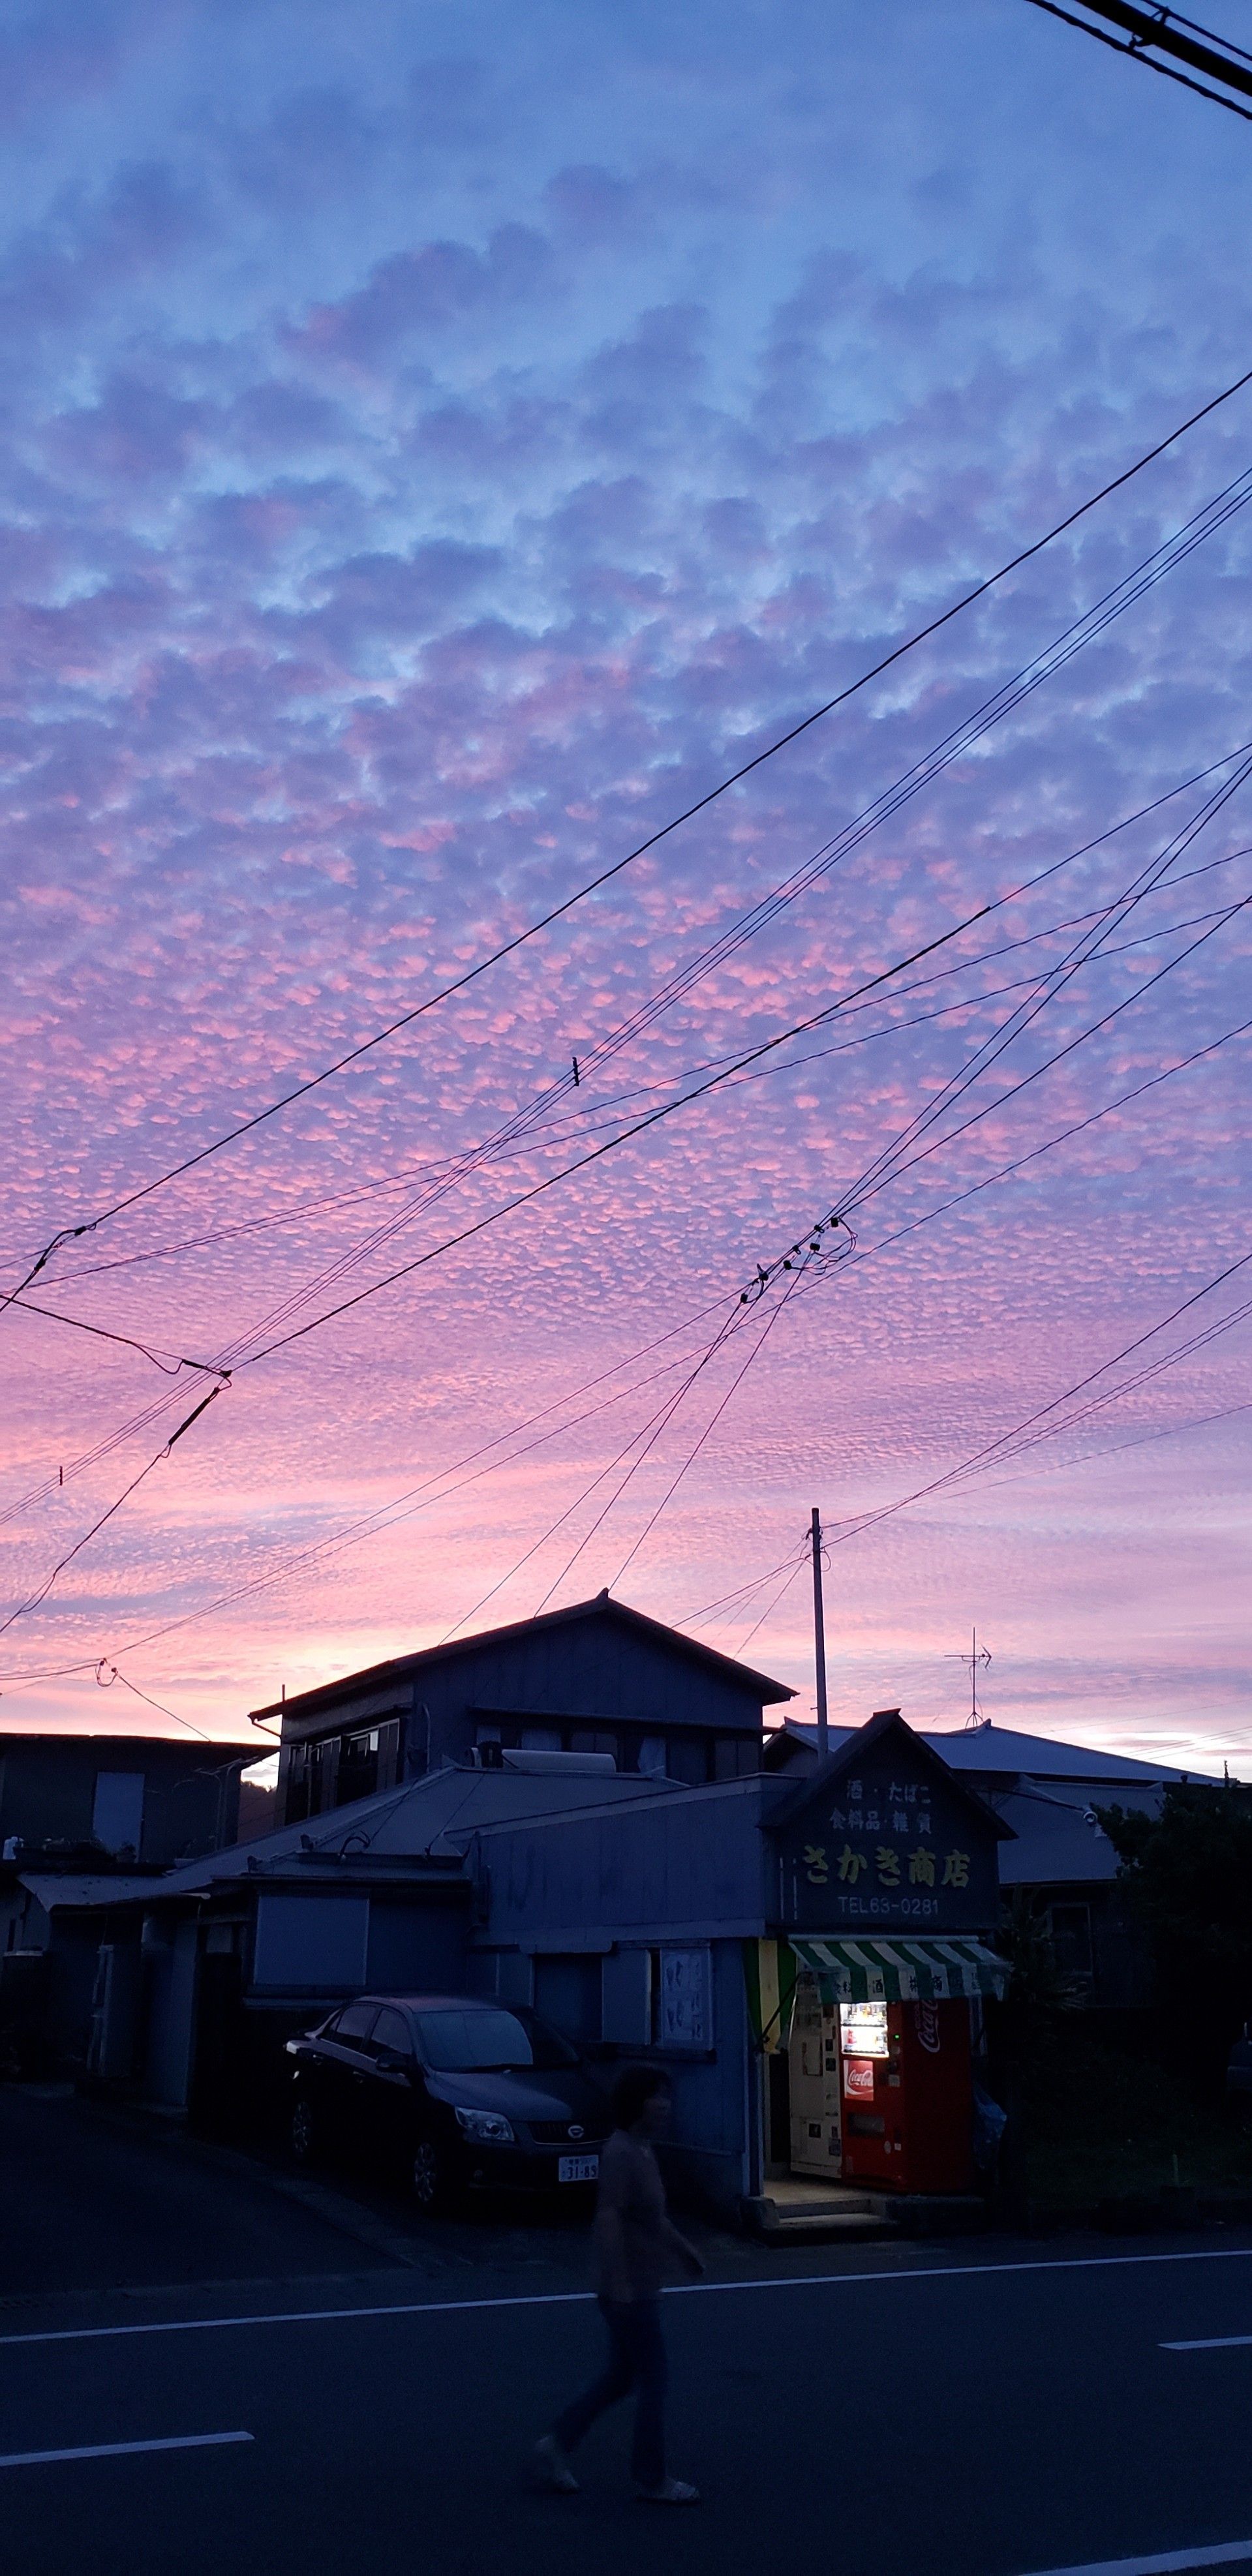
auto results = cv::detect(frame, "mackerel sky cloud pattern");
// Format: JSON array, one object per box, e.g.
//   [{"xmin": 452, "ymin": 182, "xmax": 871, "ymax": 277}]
[{"xmin": 1, "ymin": 0, "xmax": 1249, "ymax": 1763}]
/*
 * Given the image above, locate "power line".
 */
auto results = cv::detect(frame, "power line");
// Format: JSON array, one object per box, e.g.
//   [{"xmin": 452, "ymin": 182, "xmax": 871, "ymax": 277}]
[
  {"xmin": 4, "ymin": 808, "xmax": 1244, "ymax": 1656},
  {"xmin": 7, "ymin": 358, "xmax": 1252, "ymax": 1302},
  {"xmin": 31, "ymin": 466, "xmax": 1252, "ymax": 1372},
  {"xmin": 169, "ymin": 468, "xmax": 1252, "ymax": 1361},
  {"xmin": 686, "ymin": 1256, "xmax": 1252, "ymax": 1658},
  {"xmin": 820, "ymin": 1249, "xmax": 1252, "ymax": 1554},
  {"xmin": 0, "ymin": 1386, "xmax": 224, "ymax": 1641},
  {"xmin": 224, "ymin": 761, "xmax": 1252, "ymax": 1371},
  {"xmin": 437, "ymin": 1304, "xmax": 746, "ymax": 1640},
  {"xmin": 16, "ymin": 481, "xmax": 1252, "ymax": 1455},
  {"xmin": 5, "ymin": 735, "xmax": 1249, "ymax": 1662},
  {"xmin": 39, "ymin": 812, "xmax": 1252, "ymax": 1299},
  {"xmin": 3, "ymin": 932, "xmax": 1245, "ymax": 1698},
  {"xmin": 1024, "ymin": 0, "xmax": 1252, "ymax": 122},
  {"xmin": 91, "ymin": 1661, "xmax": 217, "ymax": 1744}
]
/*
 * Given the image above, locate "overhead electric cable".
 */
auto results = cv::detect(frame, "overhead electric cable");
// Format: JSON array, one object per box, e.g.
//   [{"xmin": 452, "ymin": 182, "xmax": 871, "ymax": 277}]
[
  {"xmin": 8, "ymin": 793, "xmax": 1244, "ymax": 1631},
  {"xmin": 0, "ymin": 1386, "xmax": 223, "ymax": 1639},
  {"xmin": 817, "ymin": 1249, "xmax": 1252, "ymax": 1554},
  {"xmin": 1023, "ymin": 0, "xmax": 1252, "ymax": 122},
  {"xmin": 3, "ymin": 949, "xmax": 1245, "ymax": 1690},
  {"xmin": 40, "ymin": 800, "xmax": 1252, "ymax": 1296},
  {"xmin": 82, "ymin": 476, "xmax": 1252, "ymax": 1362},
  {"xmin": 7, "ymin": 357, "xmax": 1252, "ymax": 1301}
]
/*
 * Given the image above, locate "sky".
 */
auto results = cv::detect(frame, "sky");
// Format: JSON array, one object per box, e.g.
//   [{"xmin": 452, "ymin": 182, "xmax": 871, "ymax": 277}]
[{"xmin": 1, "ymin": 0, "xmax": 1250, "ymax": 1769}]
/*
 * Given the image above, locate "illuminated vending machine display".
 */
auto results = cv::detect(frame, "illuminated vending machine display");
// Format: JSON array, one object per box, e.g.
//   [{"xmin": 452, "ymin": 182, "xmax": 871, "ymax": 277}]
[{"xmin": 838, "ymin": 1999, "xmax": 975, "ymax": 2192}]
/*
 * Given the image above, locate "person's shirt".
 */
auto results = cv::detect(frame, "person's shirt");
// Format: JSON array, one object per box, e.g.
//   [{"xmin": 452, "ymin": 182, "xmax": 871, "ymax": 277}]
[{"xmin": 595, "ymin": 2127, "xmax": 671, "ymax": 2301}]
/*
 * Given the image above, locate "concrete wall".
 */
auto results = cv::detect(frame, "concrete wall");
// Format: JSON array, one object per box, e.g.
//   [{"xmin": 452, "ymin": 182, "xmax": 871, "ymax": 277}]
[
  {"xmin": 476, "ymin": 1778, "xmax": 786, "ymax": 1947},
  {"xmin": 469, "ymin": 1784, "xmax": 787, "ymax": 2215}
]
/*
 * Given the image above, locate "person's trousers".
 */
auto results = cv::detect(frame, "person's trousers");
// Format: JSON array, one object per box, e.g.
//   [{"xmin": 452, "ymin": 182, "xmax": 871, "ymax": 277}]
[{"xmin": 553, "ymin": 2296, "xmax": 667, "ymax": 2489}]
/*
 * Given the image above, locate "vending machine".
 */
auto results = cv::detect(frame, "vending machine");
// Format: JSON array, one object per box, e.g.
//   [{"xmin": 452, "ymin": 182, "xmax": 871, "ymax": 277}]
[
  {"xmin": 787, "ymin": 1978, "xmax": 842, "ymax": 2174},
  {"xmin": 838, "ymin": 1998, "xmax": 975, "ymax": 2192}
]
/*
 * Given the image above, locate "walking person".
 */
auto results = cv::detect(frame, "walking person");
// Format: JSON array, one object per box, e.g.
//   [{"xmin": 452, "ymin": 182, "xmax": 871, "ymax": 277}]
[{"xmin": 534, "ymin": 2065, "xmax": 705, "ymax": 2504}]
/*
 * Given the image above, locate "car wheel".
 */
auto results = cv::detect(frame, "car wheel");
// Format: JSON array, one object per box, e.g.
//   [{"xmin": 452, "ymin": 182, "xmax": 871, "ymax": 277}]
[
  {"xmin": 411, "ymin": 2135, "xmax": 455, "ymax": 2213},
  {"xmin": 290, "ymin": 2091, "xmax": 318, "ymax": 2164}
]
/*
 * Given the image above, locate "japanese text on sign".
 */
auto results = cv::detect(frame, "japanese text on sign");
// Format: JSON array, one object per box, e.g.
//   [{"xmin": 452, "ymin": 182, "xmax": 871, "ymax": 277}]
[{"xmin": 802, "ymin": 1841, "xmax": 964, "ymax": 1892}]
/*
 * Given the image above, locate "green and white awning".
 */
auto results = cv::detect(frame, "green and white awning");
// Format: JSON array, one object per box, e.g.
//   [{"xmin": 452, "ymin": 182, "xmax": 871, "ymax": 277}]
[{"xmin": 789, "ymin": 1934, "xmax": 1009, "ymax": 2002}]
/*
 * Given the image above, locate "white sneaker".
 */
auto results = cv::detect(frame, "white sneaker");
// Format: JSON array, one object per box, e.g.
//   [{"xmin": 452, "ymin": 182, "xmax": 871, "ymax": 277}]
[
  {"xmin": 637, "ymin": 2478, "xmax": 701, "ymax": 2504},
  {"xmin": 534, "ymin": 2435, "xmax": 579, "ymax": 2494}
]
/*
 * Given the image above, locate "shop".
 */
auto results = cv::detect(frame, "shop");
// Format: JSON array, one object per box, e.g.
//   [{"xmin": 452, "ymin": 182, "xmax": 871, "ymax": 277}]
[{"xmin": 753, "ymin": 1707, "xmax": 1011, "ymax": 2197}]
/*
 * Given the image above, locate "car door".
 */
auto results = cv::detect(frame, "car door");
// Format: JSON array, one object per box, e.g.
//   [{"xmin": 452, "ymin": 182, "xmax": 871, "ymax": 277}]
[
  {"xmin": 359, "ymin": 2005, "xmax": 418, "ymax": 2166},
  {"xmin": 317, "ymin": 2000, "xmax": 379, "ymax": 2153}
]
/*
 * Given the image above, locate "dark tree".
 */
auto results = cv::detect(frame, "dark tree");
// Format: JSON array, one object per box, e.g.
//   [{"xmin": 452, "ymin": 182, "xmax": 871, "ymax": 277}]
[{"xmin": 1097, "ymin": 1785, "xmax": 1252, "ymax": 2081}]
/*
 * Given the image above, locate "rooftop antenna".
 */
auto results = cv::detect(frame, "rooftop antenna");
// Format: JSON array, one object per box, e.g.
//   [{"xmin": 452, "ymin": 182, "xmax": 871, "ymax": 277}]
[{"xmin": 955, "ymin": 1626, "xmax": 991, "ymax": 1729}]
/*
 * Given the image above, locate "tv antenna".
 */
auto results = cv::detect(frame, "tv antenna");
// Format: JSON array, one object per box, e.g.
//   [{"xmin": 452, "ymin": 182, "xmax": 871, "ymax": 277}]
[{"xmin": 953, "ymin": 1626, "xmax": 992, "ymax": 1729}]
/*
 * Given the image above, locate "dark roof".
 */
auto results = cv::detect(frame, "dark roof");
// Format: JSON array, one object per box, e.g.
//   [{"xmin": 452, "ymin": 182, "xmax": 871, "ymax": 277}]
[
  {"xmin": 249, "ymin": 1592, "xmax": 795, "ymax": 1723},
  {"xmin": 768, "ymin": 1716, "xmax": 1219, "ymax": 1787},
  {"xmin": 766, "ymin": 1706, "xmax": 1015, "ymax": 1841},
  {"xmin": 0, "ymin": 1732, "xmax": 255, "ymax": 1759}
]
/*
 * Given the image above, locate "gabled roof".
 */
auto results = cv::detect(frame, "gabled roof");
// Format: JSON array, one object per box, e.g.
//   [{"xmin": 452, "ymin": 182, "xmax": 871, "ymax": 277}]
[
  {"xmin": 250, "ymin": 1591, "xmax": 795, "ymax": 1723},
  {"xmin": 769, "ymin": 1716, "xmax": 1222, "ymax": 1787},
  {"xmin": 765, "ymin": 1707, "xmax": 1015, "ymax": 1841}
]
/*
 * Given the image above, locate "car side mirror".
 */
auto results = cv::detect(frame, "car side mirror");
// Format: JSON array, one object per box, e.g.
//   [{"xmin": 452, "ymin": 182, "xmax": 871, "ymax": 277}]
[{"xmin": 376, "ymin": 2047, "xmax": 408, "ymax": 2072}]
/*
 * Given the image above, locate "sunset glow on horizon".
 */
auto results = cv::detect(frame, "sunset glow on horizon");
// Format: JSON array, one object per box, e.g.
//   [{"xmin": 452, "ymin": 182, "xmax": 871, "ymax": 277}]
[{"xmin": 1, "ymin": 0, "xmax": 1249, "ymax": 1772}]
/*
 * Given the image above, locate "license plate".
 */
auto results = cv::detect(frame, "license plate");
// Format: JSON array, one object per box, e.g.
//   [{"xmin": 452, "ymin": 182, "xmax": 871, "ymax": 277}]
[{"xmin": 558, "ymin": 2153, "xmax": 600, "ymax": 2183}]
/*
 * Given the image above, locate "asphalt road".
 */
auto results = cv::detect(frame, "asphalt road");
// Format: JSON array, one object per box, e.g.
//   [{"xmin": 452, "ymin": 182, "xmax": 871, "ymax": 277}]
[
  {"xmin": 6, "ymin": 2235, "xmax": 1252, "ymax": 2575},
  {"xmin": 0, "ymin": 2084, "xmax": 399, "ymax": 2298},
  {"xmin": 8, "ymin": 2082, "xmax": 1252, "ymax": 2575}
]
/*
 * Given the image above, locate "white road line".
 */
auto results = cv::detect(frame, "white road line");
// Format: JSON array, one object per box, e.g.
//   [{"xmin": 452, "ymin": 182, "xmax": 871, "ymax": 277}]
[
  {"xmin": 3, "ymin": 2241, "xmax": 1252, "ymax": 2352},
  {"xmin": 1163, "ymin": 2333, "xmax": 1252, "ymax": 2351},
  {"xmin": 1017, "ymin": 2545, "xmax": 1252, "ymax": 2573},
  {"xmin": 0, "ymin": 2431, "xmax": 253, "ymax": 2471}
]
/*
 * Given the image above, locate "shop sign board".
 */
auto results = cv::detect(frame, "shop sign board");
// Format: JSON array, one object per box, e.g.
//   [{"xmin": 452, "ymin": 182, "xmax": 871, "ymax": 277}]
[{"xmin": 770, "ymin": 1710, "xmax": 1005, "ymax": 1934}]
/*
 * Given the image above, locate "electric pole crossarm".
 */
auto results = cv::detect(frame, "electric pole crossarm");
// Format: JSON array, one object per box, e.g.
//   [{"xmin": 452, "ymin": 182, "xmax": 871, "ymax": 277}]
[{"xmin": 1024, "ymin": 0, "xmax": 1252, "ymax": 121}]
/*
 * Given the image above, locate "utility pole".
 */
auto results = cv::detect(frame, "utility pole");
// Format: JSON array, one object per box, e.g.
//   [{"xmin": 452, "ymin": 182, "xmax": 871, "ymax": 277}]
[{"xmin": 810, "ymin": 1506, "xmax": 829, "ymax": 1762}]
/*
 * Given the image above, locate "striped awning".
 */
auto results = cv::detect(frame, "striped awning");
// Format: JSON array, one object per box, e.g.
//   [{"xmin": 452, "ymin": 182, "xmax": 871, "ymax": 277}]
[{"xmin": 789, "ymin": 1933, "xmax": 1010, "ymax": 2001}]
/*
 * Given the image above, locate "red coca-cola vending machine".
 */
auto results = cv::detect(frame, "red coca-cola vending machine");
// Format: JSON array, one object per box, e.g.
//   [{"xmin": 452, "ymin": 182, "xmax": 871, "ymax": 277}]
[{"xmin": 838, "ymin": 1999, "xmax": 975, "ymax": 2192}]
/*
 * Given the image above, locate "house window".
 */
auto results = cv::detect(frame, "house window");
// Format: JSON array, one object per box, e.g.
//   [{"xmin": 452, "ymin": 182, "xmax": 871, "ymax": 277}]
[
  {"xmin": 520, "ymin": 1727, "xmax": 562, "ymax": 1752},
  {"xmin": 307, "ymin": 1737, "xmax": 341, "ymax": 1817},
  {"xmin": 1048, "ymin": 1903, "xmax": 1093, "ymax": 1977},
  {"xmin": 282, "ymin": 1744, "xmax": 310, "ymax": 1825},
  {"xmin": 337, "ymin": 1729, "xmax": 380, "ymax": 1806},
  {"xmin": 638, "ymin": 1737, "xmax": 667, "ymax": 1779},
  {"xmin": 92, "ymin": 1772, "xmax": 145, "ymax": 1858},
  {"xmin": 665, "ymin": 1738, "xmax": 708, "ymax": 1788},
  {"xmin": 714, "ymin": 1736, "xmax": 757, "ymax": 1781}
]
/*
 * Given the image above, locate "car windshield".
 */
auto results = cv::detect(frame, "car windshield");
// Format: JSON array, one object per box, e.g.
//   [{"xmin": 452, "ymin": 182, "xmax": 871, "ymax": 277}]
[{"xmin": 413, "ymin": 2007, "xmax": 578, "ymax": 2072}]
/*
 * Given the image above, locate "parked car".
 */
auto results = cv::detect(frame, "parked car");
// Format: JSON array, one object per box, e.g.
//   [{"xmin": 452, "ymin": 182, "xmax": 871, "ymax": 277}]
[{"xmin": 285, "ymin": 1992, "xmax": 609, "ymax": 2209}]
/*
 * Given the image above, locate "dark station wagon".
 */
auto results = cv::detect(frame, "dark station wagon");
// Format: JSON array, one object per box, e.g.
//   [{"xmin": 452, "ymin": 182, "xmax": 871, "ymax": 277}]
[{"xmin": 286, "ymin": 1992, "xmax": 609, "ymax": 2209}]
